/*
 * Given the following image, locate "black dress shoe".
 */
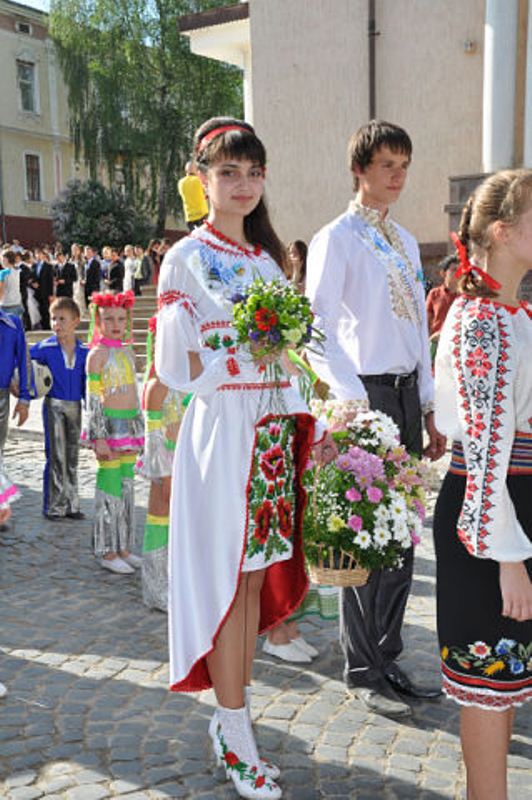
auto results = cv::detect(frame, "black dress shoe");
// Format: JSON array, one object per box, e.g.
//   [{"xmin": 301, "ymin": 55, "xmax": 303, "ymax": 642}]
[
  {"xmin": 43, "ymin": 513, "xmax": 65, "ymax": 521},
  {"xmin": 385, "ymin": 666, "xmax": 442, "ymax": 699},
  {"xmin": 351, "ymin": 681, "xmax": 411, "ymax": 718},
  {"xmin": 66, "ymin": 511, "xmax": 86, "ymax": 520}
]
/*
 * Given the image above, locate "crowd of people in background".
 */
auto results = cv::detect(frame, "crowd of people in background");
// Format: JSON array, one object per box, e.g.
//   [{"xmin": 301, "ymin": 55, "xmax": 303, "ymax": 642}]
[{"xmin": 0, "ymin": 237, "xmax": 176, "ymax": 332}]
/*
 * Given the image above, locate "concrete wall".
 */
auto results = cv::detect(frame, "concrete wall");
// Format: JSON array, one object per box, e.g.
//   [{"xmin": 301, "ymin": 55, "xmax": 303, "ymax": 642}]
[
  {"xmin": 378, "ymin": 0, "xmax": 485, "ymax": 244},
  {"xmin": 248, "ymin": 0, "xmax": 485, "ymax": 249},
  {"xmin": 250, "ymin": 0, "xmax": 368, "ymax": 245}
]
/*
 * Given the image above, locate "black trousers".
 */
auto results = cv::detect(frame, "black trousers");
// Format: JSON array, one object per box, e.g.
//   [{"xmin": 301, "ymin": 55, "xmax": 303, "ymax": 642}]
[{"xmin": 341, "ymin": 378, "xmax": 422, "ymax": 688}]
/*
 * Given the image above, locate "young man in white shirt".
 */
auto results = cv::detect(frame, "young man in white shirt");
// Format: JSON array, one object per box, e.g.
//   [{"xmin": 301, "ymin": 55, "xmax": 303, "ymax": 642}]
[{"xmin": 307, "ymin": 120, "xmax": 446, "ymax": 717}]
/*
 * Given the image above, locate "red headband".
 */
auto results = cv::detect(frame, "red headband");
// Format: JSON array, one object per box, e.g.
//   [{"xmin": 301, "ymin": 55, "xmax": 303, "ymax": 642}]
[
  {"xmin": 90, "ymin": 290, "xmax": 136, "ymax": 310},
  {"xmin": 450, "ymin": 232, "xmax": 502, "ymax": 292},
  {"xmin": 197, "ymin": 124, "xmax": 250, "ymax": 152}
]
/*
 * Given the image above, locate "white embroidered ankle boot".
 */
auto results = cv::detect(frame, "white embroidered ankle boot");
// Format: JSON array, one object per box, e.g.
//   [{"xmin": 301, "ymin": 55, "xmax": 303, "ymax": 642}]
[
  {"xmin": 210, "ymin": 705, "xmax": 282, "ymax": 799},
  {"xmin": 245, "ymin": 686, "xmax": 281, "ymax": 780},
  {"xmin": 209, "ymin": 693, "xmax": 281, "ymax": 781}
]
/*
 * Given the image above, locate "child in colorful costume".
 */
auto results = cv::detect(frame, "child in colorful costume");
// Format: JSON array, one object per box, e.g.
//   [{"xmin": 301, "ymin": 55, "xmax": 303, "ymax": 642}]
[
  {"xmin": 30, "ymin": 297, "xmax": 88, "ymax": 520},
  {"xmin": 82, "ymin": 290, "xmax": 144, "ymax": 574},
  {"xmin": 138, "ymin": 315, "xmax": 184, "ymax": 610}
]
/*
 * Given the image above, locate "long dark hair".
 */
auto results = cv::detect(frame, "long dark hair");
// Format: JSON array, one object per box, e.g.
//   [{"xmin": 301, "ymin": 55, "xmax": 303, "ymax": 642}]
[{"xmin": 193, "ymin": 117, "xmax": 287, "ymax": 270}]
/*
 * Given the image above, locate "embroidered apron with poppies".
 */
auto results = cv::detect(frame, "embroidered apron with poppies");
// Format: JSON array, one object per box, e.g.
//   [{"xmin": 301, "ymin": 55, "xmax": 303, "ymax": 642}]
[{"xmin": 244, "ymin": 417, "xmax": 297, "ymax": 570}]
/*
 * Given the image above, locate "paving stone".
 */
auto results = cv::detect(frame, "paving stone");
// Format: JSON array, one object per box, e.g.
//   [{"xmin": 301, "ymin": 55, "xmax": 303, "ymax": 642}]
[
  {"xmin": 5, "ymin": 772, "xmax": 38, "ymax": 789},
  {"xmin": 1, "ymin": 432, "xmax": 529, "ymax": 799},
  {"xmin": 7, "ymin": 788, "xmax": 44, "ymax": 800}
]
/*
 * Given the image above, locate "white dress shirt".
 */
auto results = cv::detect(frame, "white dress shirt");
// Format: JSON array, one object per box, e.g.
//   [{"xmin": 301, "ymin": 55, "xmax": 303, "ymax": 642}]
[{"xmin": 306, "ymin": 201, "xmax": 434, "ymax": 410}]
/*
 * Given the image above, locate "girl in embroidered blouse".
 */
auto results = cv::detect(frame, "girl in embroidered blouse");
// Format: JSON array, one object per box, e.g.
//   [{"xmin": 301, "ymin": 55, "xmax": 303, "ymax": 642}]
[
  {"xmin": 155, "ymin": 118, "xmax": 336, "ymax": 800},
  {"xmin": 82, "ymin": 291, "xmax": 144, "ymax": 576},
  {"xmin": 434, "ymin": 170, "xmax": 532, "ymax": 800}
]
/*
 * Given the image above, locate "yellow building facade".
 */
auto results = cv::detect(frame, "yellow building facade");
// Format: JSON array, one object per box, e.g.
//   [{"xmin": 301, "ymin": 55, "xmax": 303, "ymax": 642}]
[{"xmin": 0, "ymin": 0, "xmax": 90, "ymax": 245}]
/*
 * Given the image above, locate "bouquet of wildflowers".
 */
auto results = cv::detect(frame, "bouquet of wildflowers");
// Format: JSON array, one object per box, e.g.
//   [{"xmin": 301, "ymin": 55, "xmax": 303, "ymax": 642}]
[
  {"xmin": 232, "ymin": 279, "xmax": 322, "ymax": 358},
  {"xmin": 232, "ymin": 279, "xmax": 326, "ymax": 410},
  {"xmin": 304, "ymin": 405, "xmax": 436, "ymax": 575}
]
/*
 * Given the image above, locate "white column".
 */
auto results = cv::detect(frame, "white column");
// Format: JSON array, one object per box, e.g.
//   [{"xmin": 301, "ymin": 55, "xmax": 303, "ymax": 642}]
[
  {"xmin": 524, "ymin": 1, "xmax": 532, "ymax": 166},
  {"xmin": 243, "ymin": 49, "xmax": 253, "ymax": 124},
  {"xmin": 482, "ymin": 0, "xmax": 519, "ymax": 171}
]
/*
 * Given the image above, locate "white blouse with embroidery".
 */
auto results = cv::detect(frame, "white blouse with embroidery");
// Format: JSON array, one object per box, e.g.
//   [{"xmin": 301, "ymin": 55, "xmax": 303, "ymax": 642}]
[
  {"xmin": 306, "ymin": 202, "xmax": 434, "ymax": 410},
  {"xmin": 435, "ymin": 296, "xmax": 532, "ymax": 563}
]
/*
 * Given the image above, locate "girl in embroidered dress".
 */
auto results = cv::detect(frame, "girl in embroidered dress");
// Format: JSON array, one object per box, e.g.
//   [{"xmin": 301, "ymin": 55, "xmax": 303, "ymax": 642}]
[
  {"xmin": 138, "ymin": 316, "xmax": 184, "ymax": 611},
  {"xmin": 434, "ymin": 170, "xmax": 532, "ymax": 800},
  {"xmin": 82, "ymin": 291, "xmax": 144, "ymax": 575},
  {"xmin": 156, "ymin": 118, "xmax": 336, "ymax": 799}
]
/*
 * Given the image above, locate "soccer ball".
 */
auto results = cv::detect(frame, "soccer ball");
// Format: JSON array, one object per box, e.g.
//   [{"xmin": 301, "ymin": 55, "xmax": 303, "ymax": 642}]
[{"xmin": 10, "ymin": 364, "xmax": 53, "ymax": 399}]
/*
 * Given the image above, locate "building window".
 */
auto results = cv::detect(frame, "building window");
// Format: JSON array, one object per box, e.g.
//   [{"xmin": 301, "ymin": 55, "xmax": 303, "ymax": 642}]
[
  {"xmin": 25, "ymin": 154, "xmax": 41, "ymax": 201},
  {"xmin": 15, "ymin": 21, "xmax": 32, "ymax": 35},
  {"xmin": 17, "ymin": 60, "xmax": 36, "ymax": 112}
]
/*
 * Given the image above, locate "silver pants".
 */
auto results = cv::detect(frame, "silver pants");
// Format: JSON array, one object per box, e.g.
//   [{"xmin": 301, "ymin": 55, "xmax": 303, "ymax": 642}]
[
  {"xmin": 93, "ymin": 470, "xmax": 136, "ymax": 557},
  {"xmin": 142, "ymin": 547, "xmax": 168, "ymax": 612},
  {"xmin": 43, "ymin": 398, "xmax": 81, "ymax": 516},
  {"xmin": 0, "ymin": 388, "xmax": 9, "ymax": 454}
]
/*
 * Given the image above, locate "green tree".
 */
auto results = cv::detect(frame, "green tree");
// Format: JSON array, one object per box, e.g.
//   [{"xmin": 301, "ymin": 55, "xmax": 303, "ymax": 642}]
[
  {"xmin": 50, "ymin": 0, "xmax": 243, "ymax": 235},
  {"xmin": 51, "ymin": 179, "xmax": 154, "ymax": 251}
]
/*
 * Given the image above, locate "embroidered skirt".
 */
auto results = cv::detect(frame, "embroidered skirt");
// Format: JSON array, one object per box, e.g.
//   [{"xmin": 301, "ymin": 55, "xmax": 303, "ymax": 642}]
[{"xmin": 434, "ymin": 446, "xmax": 532, "ymax": 711}]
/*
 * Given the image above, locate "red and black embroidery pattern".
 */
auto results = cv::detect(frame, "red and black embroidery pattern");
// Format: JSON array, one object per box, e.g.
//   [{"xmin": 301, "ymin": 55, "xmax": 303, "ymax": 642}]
[{"xmin": 452, "ymin": 298, "xmax": 513, "ymax": 556}]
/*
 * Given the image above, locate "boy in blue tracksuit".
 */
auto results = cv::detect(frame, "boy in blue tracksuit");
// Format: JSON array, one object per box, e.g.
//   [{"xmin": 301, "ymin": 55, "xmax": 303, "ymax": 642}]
[
  {"xmin": 30, "ymin": 297, "xmax": 88, "ymax": 520},
  {"xmin": 0, "ymin": 269, "xmax": 30, "ymax": 457}
]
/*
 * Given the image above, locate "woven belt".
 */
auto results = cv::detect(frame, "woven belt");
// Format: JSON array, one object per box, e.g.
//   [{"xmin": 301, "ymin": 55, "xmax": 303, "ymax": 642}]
[
  {"xmin": 360, "ymin": 370, "xmax": 417, "ymax": 389},
  {"xmin": 450, "ymin": 432, "xmax": 532, "ymax": 476}
]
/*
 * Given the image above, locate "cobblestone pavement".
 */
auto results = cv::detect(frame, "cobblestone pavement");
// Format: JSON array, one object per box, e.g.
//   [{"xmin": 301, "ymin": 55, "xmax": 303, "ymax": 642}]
[{"xmin": 0, "ymin": 418, "xmax": 530, "ymax": 799}]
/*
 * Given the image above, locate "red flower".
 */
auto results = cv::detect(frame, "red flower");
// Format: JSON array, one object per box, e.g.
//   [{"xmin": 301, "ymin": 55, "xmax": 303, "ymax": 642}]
[
  {"xmin": 260, "ymin": 445, "xmax": 285, "ymax": 481},
  {"xmin": 255, "ymin": 307, "xmax": 278, "ymax": 331},
  {"xmin": 148, "ymin": 316, "xmax": 157, "ymax": 333},
  {"xmin": 226, "ymin": 357, "xmax": 240, "ymax": 376},
  {"xmin": 465, "ymin": 346, "xmax": 492, "ymax": 378},
  {"xmin": 224, "ymin": 751, "xmax": 239, "ymax": 767},
  {"xmin": 255, "ymin": 776, "xmax": 266, "ymax": 788},
  {"xmin": 276, "ymin": 497, "xmax": 293, "ymax": 538},
  {"xmin": 267, "ymin": 482, "xmax": 275, "ymax": 496},
  {"xmin": 254, "ymin": 500, "xmax": 273, "ymax": 544}
]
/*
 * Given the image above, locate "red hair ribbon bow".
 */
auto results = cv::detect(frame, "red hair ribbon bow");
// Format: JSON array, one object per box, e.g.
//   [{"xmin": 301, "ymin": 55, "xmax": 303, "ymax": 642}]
[{"xmin": 450, "ymin": 232, "xmax": 502, "ymax": 292}]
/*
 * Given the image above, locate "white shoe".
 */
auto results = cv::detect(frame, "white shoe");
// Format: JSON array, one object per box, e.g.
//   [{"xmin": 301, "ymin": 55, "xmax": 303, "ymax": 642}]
[
  {"xmin": 211, "ymin": 708, "xmax": 282, "ymax": 799},
  {"xmin": 209, "ymin": 710, "xmax": 280, "ymax": 781},
  {"xmin": 291, "ymin": 636, "xmax": 319, "ymax": 659},
  {"xmin": 122, "ymin": 553, "xmax": 142, "ymax": 568},
  {"xmin": 0, "ymin": 681, "xmax": 7, "ymax": 698},
  {"xmin": 262, "ymin": 638, "xmax": 312, "ymax": 663},
  {"xmin": 99, "ymin": 557, "xmax": 135, "ymax": 574}
]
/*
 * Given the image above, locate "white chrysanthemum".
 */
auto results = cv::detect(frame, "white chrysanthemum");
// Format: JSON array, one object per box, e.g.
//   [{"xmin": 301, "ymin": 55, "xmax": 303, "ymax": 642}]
[
  {"xmin": 374, "ymin": 527, "xmax": 391, "ymax": 547},
  {"xmin": 355, "ymin": 530, "xmax": 372, "ymax": 549},
  {"xmin": 374, "ymin": 505, "xmax": 389, "ymax": 523}
]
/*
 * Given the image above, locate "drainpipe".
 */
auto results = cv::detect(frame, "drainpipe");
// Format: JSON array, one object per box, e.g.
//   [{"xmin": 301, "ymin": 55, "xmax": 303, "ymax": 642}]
[{"xmin": 368, "ymin": 0, "xmax": 379, "ymax": 119}]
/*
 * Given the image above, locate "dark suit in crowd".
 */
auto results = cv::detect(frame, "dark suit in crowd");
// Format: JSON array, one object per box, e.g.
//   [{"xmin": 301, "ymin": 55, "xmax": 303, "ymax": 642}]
[
  {"xmin": 32, "ymin": 259, "xmax": 54, "ymax": 329},
  {"xmin": 84, "ymin": 257, "xmax": 101, "ymax": 306}
]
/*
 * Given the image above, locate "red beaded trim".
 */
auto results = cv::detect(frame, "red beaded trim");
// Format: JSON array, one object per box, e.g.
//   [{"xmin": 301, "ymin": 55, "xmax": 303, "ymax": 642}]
[
  {"xmin": 442, "ymin": 675, "xmax": 532, "ymax": 710},
  {"xmin": 217, "ymin": 381, "xmax": 291, "ymax": 392},
  {"xmin": 158, "ymin": 290, "xmax": 195, "ymax": 316},
  {"xmin": 203, "ymin": 220, "xmax": 262, "ymax": 257},
  {"xmin": 200, "ymin": 320, "xmax": 232, "ymax": 334}
]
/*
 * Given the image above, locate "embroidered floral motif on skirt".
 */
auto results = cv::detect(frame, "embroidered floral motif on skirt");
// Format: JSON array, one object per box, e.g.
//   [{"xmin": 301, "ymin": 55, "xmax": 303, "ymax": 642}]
[
  {"xmin": 441, "ymin": 637, "xmax": 532, "ymax": 710},
  {"xmin": 243, "ymin": 416, "xmax": 297, "ymax": 571}
]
